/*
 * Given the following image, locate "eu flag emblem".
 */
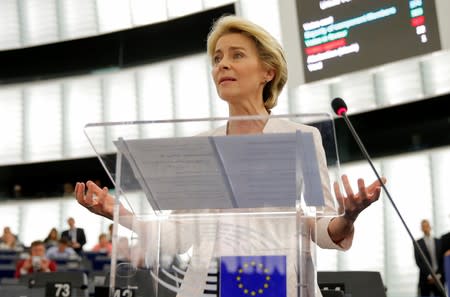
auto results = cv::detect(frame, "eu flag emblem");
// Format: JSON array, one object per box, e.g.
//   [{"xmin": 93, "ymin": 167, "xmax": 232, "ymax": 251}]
[{"xmin": 220, "ymin": 255, "xmax": 287, "ymax": 297}]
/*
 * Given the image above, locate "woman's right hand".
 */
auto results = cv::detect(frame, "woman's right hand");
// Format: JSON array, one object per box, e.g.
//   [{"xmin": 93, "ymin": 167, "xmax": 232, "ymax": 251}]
[{"xmin": 74, "ymin": 181, "xmax": 115, "ymax": 219}]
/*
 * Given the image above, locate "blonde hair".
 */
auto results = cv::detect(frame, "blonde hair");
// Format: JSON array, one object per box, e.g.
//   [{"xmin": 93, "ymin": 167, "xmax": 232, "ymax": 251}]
[{"xmin": 207, "ymin": 15, "xmax": 287, "ymax": 111}]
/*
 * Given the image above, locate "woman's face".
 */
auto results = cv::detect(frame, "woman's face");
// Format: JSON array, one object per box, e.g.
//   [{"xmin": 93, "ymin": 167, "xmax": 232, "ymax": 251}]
[{"xmin": 212, "ymin": 33, "xmax": 272, "ymax": 106}]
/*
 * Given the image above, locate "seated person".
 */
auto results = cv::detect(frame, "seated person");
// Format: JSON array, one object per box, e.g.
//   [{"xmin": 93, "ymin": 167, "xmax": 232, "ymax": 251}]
[
  {"xmin": 116, "ymin": 236, "xmax": 131, "ymax": 261},
  {"xmin": 92, "ymin": 233, "xmax": 112, "ymax": 256},
  {"xmin": 43, "ymin": 227, "xmax": 59, "ymax": 249},
  {"xmin": 46, "ymin": 238, "xmax": 78, "ymax": 260},
  {"xmin": 0, "ymin": 226, "xmax": 24, "ymax": 251},
  {"xmin": 15, "ymin": 240, "xmax": 57, "ymax": 278},
  {"xmin": 0, "ymin": 226, "xmax": 14, "ymax": 243}
]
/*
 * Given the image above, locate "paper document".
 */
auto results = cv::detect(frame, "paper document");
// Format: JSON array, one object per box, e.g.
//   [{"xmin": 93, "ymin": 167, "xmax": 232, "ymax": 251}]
[{"xmin": 114, "ymin": 132, "xmax": 325, "ymax": 211}]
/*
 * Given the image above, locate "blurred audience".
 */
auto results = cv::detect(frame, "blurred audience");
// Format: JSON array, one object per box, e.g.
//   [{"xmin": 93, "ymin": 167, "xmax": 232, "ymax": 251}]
[
  {"xmin": 15, "ymin": 240, "xmax": 57, "ymax": 278},
  {"xmin": 117, "ymin": 236, "xmax": 130, "ymax": 261},
  {"xmin": 440, "ymin": 230, "xmax": 450, "ymax": 257},
  {"xmin": 61, "ymin": 217, "xmax": 86, "ymax": 255},
  {"xmin": 13, "ymin": 184, "xmax": 22, "ymax": 198},
  {"xmin": 43, "ymin": 227, "xmax": 59, "ymax": 249},
  {"xmin": 0, "ymin": 226, "xmax": 17, "ymax": 242},
  {"xmin": 0, "ymin": 226, "xmax": 24, "ymax": 251},
  {"xmin": 46, "ymin": 237, "xmax": 78, "ymax": 260},
  {"xmin": 63, "ymin": 182, "xmax": 75, "ymax": 197},
  {"xmin": 107, "ymin": 223, "xmax": 113, "ymax": 243},
  {"xmin": 92, "ymin": 233, "xmax": 112, "ymax": 255}
]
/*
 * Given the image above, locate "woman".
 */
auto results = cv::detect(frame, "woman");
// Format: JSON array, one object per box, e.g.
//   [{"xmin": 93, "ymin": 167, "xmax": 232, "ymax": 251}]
[
  {"xmin": 75, "ymin": 15, "xmax": 385, "ymax": 296},
  {"xmin": 91, "ymin": 233, "xmax": 113, "ymax": 255},
  {"xmin": 206, "ymin": 15, "xmax": 383, "ymax": 249},
  {"xmin": 43, "ymin": 227, "xmax": 59, "ymax": 248},
  {"xmin": 0, "ymin": 226, "xmax": 24, "ymax": 251}
]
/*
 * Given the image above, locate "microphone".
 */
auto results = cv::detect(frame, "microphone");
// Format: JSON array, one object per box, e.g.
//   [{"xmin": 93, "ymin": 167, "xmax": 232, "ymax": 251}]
[
  {"xmin": 331, "ymin": 97, "xmax": 447, "ymax": 297},
  {"xmin": 331, "ymin": 97, "xmax": 348, "ymax": 116}
]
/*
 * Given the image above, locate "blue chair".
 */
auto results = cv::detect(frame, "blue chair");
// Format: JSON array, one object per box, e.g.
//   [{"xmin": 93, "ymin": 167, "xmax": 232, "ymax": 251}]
[
  {"xmin": 0, "ymin": 263, "xmax": 16, "ymax": 279},
  {"xmin": 83, "ymin": 251, "xmax": 107, "ymax": 262},
  {"xmin": 0, "ymin": 255, "xmax": 18, "ymax": 264},
  {"xmin": 0, "ymin": 250, "xmax": 19, "ymax": 256},
  {"xmin": 92, "ymin": 255, "xmax": 111, "ymax": 271}
]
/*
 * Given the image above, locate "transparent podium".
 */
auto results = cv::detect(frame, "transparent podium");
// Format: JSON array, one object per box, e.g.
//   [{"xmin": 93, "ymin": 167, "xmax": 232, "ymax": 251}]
[{"xmin": 84, "ymin": 114, "xmax": 344, "ymax": 297}]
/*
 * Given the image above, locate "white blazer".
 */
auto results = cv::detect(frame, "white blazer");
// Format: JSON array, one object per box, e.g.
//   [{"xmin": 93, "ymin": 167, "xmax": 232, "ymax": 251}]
[
  {"xmin": 199, "ymin": 117, "xmax": 354, "ymax": 251},
  {"xmin": 138, "ymin": 118, "xmax": 354, "ymax": 297}
]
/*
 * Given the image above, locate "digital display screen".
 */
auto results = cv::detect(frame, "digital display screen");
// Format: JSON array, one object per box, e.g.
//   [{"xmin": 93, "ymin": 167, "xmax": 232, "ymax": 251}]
[{"xmin": 297, "ymin": 0, "xmax": 442, "ymax": 83}]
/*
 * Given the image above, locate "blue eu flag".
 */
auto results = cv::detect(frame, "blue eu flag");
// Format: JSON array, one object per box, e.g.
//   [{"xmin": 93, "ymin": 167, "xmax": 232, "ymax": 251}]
[{"xmin": 220, "ymin": 255, "xmax": 287, "ymax": 297}]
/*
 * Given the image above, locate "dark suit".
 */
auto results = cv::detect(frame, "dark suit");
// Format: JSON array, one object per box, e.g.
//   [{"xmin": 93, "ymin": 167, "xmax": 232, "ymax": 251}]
[
  {"xmin": 61, "ymin": 228, "xmax": 86, "ymax": 255},
  {"xmin": 440, "ymin": 232, "xmax": 450, "ymax": 261},
  {"xmin": 440, "ymin": 232, "xmax": 450, "ymax": 292},
  {"xmin": 414, "ymin": 237, "xmax": 443, "ymax": 297}
]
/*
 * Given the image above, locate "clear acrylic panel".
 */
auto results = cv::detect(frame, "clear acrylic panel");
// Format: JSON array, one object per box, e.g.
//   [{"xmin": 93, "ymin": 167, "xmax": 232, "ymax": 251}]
[{"xmin": 84, "ymin": 113, "xmax": 344, "ymax": 297}]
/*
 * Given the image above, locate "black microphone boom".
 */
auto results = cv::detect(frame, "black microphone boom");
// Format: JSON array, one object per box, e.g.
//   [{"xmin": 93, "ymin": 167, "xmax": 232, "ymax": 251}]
[{"xmin": 331, "ymin": 97, "xmax": 447, "ymax": 297}]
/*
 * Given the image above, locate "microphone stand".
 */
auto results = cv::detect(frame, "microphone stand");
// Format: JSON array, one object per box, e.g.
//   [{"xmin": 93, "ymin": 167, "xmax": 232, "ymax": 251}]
[{"xmin": 338, "ymin": 110, "xmax": 447, "ymax": 297}]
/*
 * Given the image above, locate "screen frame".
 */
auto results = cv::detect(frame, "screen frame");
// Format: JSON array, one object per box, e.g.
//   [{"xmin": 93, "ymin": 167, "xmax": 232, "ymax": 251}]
[{"xmin": 279, "ymin": 0, "xmax": 449, "ymax": 86}]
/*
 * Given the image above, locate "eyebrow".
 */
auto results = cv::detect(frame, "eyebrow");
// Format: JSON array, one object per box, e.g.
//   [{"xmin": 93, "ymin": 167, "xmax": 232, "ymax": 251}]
[{"xmin": 214, "ymin": 46, "xmax": 247, "ymax": 54}]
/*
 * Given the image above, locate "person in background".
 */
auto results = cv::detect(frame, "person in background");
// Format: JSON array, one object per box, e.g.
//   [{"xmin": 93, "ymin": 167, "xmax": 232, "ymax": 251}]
[
  {"xmin": 116, "ymin": 236, "xmax": 131, "ymax": 261},
  {"xmin": 74, "ymin": 15, "xmax": 386, "ymax": 296},
  {"xmin": 13, "ymin": 184, "xmax": 22, "ymax": 198},
  {"xmin": 91, "ymin": 233, "xmax": 112, "ymax": 256},
  {"xmin": 63, "ymin": 182, "xmax": 75, "ymax": 197},
  {"xmin": 414, "ymin": 219, "xmax": 443, "ymax": 297},
  {"xmin": 46, "ymin": 237, "xmax": 78, "ymax": 260},
  {"xmin": 440, "ymin": 229, "xmax": 450, "ymax": 295},
  {"xmin": 107, "ymin": 223, "xmax": 113, "ymax": 243},
  {"xmin": 61, "ymin": 217, "xmax": 86, "ymax": 255},
  {"xmin": 15, "ymin": 240, "xmax": 57, "ymax": 278},
  {"xmin": 0, "ymin": 226, "xmax": 16, "ymax": 242},
  {"xmin": 0, "ymin": 226, "xmax": 24, "ymax": 251},
  {"xmin": 43, "ymin": 227, "xmax": 59, "ymax": 249}
]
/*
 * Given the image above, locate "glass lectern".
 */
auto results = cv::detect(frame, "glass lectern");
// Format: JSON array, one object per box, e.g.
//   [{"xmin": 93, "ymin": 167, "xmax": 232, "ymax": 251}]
[{"xmin": 84, "ymin": 114, "xmax": 343, "ymax": 297}]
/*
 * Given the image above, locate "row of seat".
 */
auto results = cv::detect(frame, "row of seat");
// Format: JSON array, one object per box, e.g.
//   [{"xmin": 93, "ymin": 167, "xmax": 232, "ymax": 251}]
[
  {"xmin": 0, "ymin": 250, "xmax": 112, "ymax": 282},
  {"xmin": 0, "ymin": 265, "xmax": 387, "ymax": 297},
  {"xmin": 0, "ymin": 271, "xmax": 90, "ymax": 297},
  {"xmin": 0, "ymin": 269, "xmax": 154, "ymax": 297}
]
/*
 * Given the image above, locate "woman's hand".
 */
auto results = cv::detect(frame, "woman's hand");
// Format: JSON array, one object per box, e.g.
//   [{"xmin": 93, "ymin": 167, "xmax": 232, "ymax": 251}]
[
  {"xmin": 328, "ymin": 174, "xmax": 386, "ymax": 245},
  {"xmin": 334, "ymin": 174, "xmax": 386, "ymax": 222},
  {"xmin": 74, "ymin": 181, "xmax": 115, "ymax": 219}
]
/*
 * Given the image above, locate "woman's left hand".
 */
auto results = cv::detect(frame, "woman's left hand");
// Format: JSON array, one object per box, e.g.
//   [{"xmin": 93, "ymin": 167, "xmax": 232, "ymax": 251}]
[{"xmin": 334, "ymin": 174, "xmax": 386, "ymax": 222}]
